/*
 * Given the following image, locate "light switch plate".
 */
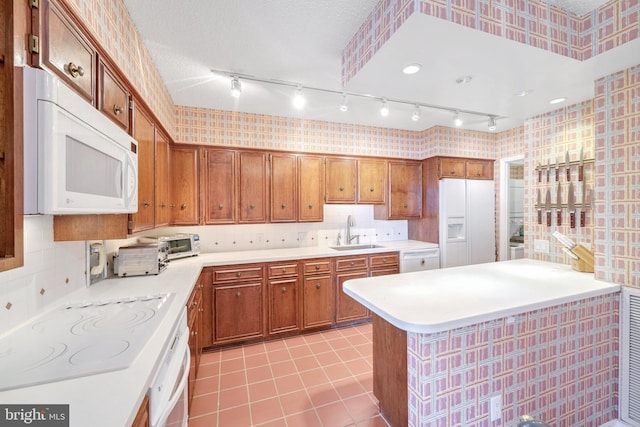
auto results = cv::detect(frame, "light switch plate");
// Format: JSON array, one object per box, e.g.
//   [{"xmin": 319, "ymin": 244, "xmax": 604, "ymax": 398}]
[{"xmin": 534, "ymin": 239, "xmax": 550, "ymax": 253}]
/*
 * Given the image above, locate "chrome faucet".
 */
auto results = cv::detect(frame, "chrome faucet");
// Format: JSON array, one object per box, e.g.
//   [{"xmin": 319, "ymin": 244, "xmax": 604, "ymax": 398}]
[{"xmin": 346, "ymin": 215, "xmax": 360, "ymax": 244}]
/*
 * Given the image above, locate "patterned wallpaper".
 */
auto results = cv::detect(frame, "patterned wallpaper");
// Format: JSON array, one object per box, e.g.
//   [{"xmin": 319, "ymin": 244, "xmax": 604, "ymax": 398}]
[
  {"xmin": 407, "ymin": 293, "xmax": 619, "ymax": 426},
  {"xmin": 594, "ymin": 64, "xmax": 640, "ymax": 286},
  {"xmin": 342, "ymin": 0, "xmax": 640, "ymax": 85}
]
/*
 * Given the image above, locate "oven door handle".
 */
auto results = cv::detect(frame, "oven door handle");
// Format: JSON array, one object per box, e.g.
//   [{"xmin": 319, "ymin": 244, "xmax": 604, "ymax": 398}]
[{"xmin": 154, "ymin": 346, "xmax": 190, "ymax": 427}]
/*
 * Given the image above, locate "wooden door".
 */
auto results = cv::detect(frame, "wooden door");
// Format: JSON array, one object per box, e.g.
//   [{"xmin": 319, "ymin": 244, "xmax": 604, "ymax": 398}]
[
  {"xmin": 270, "ymin": 153, "xmax": 297, "ymax": 222},
  {"xmin": 325, "ymin": 157, "xmax": 356, "ymax": 203},
  {"xmin": 335, "ymin": 270, "xmax": 369, "ymax": 323},
  {"xmin": 388, "ymin": 161, "xmax": 422, "ymax": 219},
  {"xmin": 238, "ymin": 151, "xmax": 267, "ymax": 223},
  {"xmin": 98, "ymin": 61, "xmax": 129, "ymax": 131},
  {"xmin": 357, "ymin": 159, "xmax": 386, "ymax": 204},
  {"xmin": 203, "ymin": 149, "xmax": 236, "ymax": 224},
  {"xmin": 170, "ymin": 146, "xmax": 199, "ymax": 225},
  {"xmin": 438, "ymin": 157, "xmax": 465, "ymax": 178},
  {"xmin": 214, "ymin": 282, "xmax": 263, "ymax": 343},
  {"xmin": 154, "ymin": 131, "xmax": 170, "ymax": 227},
  {"xmin": 298, "ymin": 156, "xmax": 324, "ymax": 222},
  {"xmin": 302, "ymin": 275, "xmax": 333, "ymax": 329},
  {"xmin": 268, "ymin": 277, "xmax": 299, "ymax": 335},
  {"xmin": 129, "ymin": 106, "xmax": 155, "ymax": 233},
  {"xmin": 466, "ymin": 159, "xmax": 494, "ymax": 179}
]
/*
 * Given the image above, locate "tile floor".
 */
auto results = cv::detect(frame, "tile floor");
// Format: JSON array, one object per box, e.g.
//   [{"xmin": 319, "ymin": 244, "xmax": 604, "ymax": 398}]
[{"xmin": 188, "ymin": 322, "xmax": 390, "ymax": 427}]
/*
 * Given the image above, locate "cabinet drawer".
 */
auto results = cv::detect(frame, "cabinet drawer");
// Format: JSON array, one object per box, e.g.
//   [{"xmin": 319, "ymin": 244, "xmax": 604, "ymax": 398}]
[
  {"xmin": 302, "ymin": 259, "xmax": 332, "ymax": 275},
  {"xmin": 42, "ymin": 1, "xmax": 96, "ymax": 103},
  {"xmin": 370, "ymin": 253, "xmax": 399, "ymax": 268},
  {"xmin": 335, "ymin": 256, "xmax": 368, "ymax": 271},
  {"xmin": 99, "ymin": 62, "xmax": 129, "ymax": 131},
  {"xmin": 214, "ymin": 265, "xmax": 263, "ymax": 282},
  {"xmin": 268, "ymin": 263, "xmax": 299, "ymax": 278}
]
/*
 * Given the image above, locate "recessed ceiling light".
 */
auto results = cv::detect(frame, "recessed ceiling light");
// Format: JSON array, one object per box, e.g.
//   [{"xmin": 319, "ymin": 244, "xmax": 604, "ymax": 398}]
[
  {"xmin": 549, "ymin": 97, "xmax": 567, "ymax": 105},
  {"xmin": 403, "ymin": 64, "xmax": 422, "ymax": 75},
  {"xmin": 455, "ymin": 76, "xmax": 472, "ymax": 84},
  {"xmin": 515, "ymin": 90, "xmax": 532, "ymax": 97}
]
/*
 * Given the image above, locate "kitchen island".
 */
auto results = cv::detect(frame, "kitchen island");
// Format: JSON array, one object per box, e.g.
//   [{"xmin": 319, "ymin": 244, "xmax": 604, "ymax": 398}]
[{"xmin": 343, "ymin": 259, "xmax": 620, "ymax": 427}]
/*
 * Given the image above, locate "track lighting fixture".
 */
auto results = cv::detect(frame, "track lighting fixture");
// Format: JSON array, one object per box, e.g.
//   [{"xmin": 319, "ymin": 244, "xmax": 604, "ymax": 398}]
[
  {"xmin": 339, "ymin": 93, "xmax": 348, "ymax": 112},
  {"xmin": 211, "ymin": 69, "xmax": 501, "ymax": 130},
  {"xmin": 230, "ymin": 77, "xmax": 241, "ymax": 98},
  {"xmin": 412, "ymin": 105, "xmax": 420, "ymax": 121},
  {"xmin": 488, "ymin": 116, "xmax": 497, "ymax": 132},
  {"xmin": 380, "ymin": 99, "xmax": 389, "ymax": 117},
  {"xmin": 292, "ymin": 86, "xmax": 305, "ymax": 109},
  {"xmin": 454, "ymin": 112, "xmax": 463, "ymax": 127}
]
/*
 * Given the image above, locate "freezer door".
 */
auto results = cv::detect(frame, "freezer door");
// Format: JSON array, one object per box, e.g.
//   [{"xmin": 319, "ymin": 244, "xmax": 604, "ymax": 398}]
[{"xmin": 467, "ymin": 180, "xmax": 496, "ymax": 265}]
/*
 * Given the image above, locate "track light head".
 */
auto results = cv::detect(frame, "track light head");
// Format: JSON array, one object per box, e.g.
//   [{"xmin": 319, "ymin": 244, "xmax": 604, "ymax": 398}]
[
  {"xmin": 230, "ymin": 77, "xmax": 241, "ymax": 98},
  {"xmin": 292, "ymin": 86, "xmax": 305, "ymax": 109},
  {"xmin": 412, "ymin": 105, "xmax": 420, "ymax": 121},
  {"xmin": 488, "ymin": 116, "xmax": 497, "ymax": 132},
  {"xmin": 454, "ymin": 112, "xmax": 463, "ymax": 127},
  {"xmin": 339, "ymin": 93, "xmax": 348, "ymax": 112},
  {"xmin": 380, "ymin": 99, "xmax": 389, "ymax": 117}
]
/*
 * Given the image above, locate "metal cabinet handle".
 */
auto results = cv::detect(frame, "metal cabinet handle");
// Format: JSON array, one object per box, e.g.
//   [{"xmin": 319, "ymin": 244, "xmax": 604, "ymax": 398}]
[
  {"xmin": 339, "ymin": 186, "xmax": 344, "ymax": 192},
  {"xmin": 235, "ymin": 292, "xmax": 241, "ymax": 297},
  {"xmin": 181, "ymin": 203, "xmax": 187, "ymax": 210},
  {"xmin": 403, "ymin": 203, "xmax": 408, "ymax": 208},
  {"xmin": 218, "ymin": 204, "xmax": 223, "ymax": 210},
  {"xmin": 369, "ymin": 187, "xmax": 374, "ymax": 192},
  {"xmin": 281, "ymin": 203, "xmax": 286, "ymax": 209},
  {"xmin": 160, "ymin": 203, "xmax": 166, "ymax": 208},
  {"xmin": 451, "ymin": 171, "xmax": 456, "ymax": 175},
  {"xmin": 113, "ymin": 105, "xmax": 124, "ymax": 115},
  {"xmin": 191, "ymin": 330, "xmax": 196, "ymax": 336},
  {"xmin": 198, "ymin": 308, "xmax": 203, "ymax": 313},
  {"xmin": 316, "ymin": 283, "xmax": 321, "ymax": 289},
  {"xmin": 349, "ymin": 261, "xmax": 355, "ymax": 267},
  {"xmin": 236, "ymin": 272, "xmax": 242, "ymax": 277},
  {"xmin": 143, "ymin": 201, "xmax": 151, "ymax": 207},
  {"xmin": 281, "ymin": 287, "xmax": 287, "ymax": 293},
  {"xmin": 281, "ymin": 268, "xmax": 287, "ymax": 273},
  {"xmin": 170, "ymin": 204, "xmax": 176, "ymax": 208},
  {"xmin": 382, "ymin": 258, "xmax": 387, "ymax": 263},
  {"xmin": 315, "ymin": 265, "xmax": 320, "ymax": 270},
  {"xmin": 67, "ymin": 62, "xmax": 84, "ymax": 78},
  {"xmin": 420, "ymin": 260, "xmax": 425, "ymax": 266},
  {"xmin": 308, "ymin": 204, "xmax": 313, "ymax": 209},
  {"xmin": 249, "ymin": 204, "xmax": 255, "ymax": 209}
]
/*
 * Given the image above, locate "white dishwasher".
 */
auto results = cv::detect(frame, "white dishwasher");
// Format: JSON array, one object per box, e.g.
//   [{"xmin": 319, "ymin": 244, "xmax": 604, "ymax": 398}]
[{"xmin": 400, "ymin": 247, "xmax": 440, "ymax": 272}]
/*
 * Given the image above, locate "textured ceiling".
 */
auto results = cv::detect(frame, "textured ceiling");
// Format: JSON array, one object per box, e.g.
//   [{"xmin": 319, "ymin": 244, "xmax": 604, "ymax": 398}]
[{"xmin": 122, "ymin": 0, "xmax": 638, "ymax": 132}]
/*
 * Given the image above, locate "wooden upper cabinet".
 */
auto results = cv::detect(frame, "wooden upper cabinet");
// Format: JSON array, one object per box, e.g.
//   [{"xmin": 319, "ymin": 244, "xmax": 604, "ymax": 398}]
[
  {"xmin": 438, "ymin": 157, "xmax": 465, "ymax": 179},
  {"xmin": 465, "ymin": 159, "xmax": 494, "ymax": 179},
  {"xmin": 129, "ymin": 106, "xmax": 155, "ymax": 233},
  {"xmin": 357, "ymin": 159, "xmax": 386, "ymax": 204},
  {"xmin": 203, "ymin": 149, "xmax": 236, "ymax": 224},
  {"xmin": 38, "ymin": 0, "xmax": 96, "ymax": 103},
  {"xmin": 98, "ymin": 60, "xmax": 129, "ymax": 131},
  {"xmin": 238, "ymin": 151, "xmax": 268, "ymax": 223},
  {"xmin": 375, "ymin": 161, "xmax": 422, "ymax": 220},
  {"xmin": 154, "ymin": 131, "xmax": 170, "ymax": 227},
  {"xmin": 170, "ymin": 146, "xmax": 199, "ymax": 225},
  {"xmin": 298, "ymin": 155, "xmax": 324, "ymax": 222},
  {"xmin": 270, "ymin": 153, "xmax": 297, "ymax": 222},
  {"xmin": 325, "ymin": 157, "xmax": 356, "ymax": 203}
]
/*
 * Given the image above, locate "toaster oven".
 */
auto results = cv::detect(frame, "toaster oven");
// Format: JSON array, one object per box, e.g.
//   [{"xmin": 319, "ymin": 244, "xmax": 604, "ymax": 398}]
[
  {"xmin": 114, "ymin": 242, "xmax": 169, "ymax": 277},
  {"xmin": 140, "ymin": 234, "xmax": 200, "ymax": 261}
]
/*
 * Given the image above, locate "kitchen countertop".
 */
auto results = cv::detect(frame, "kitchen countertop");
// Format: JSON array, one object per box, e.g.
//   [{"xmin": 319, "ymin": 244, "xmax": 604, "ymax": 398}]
[
  {"xmin": 343, "ymin": 258, "xmax": 621, "ymax": 334},
  {"xmin": 0, "ymin": 240, "xmax": 433, "ymax": 427}
]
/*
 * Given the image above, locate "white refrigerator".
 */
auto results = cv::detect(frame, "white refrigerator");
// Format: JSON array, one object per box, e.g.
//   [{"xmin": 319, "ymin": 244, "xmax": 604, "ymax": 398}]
[{"xmin": 438, "ymin": 179, "xmax": 496, "ymax": 268}]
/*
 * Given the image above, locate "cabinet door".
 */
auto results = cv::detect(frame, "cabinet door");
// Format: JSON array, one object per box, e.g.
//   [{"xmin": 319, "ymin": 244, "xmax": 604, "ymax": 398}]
[
  {"xmin": 438, "ymin": 157, "xmax": 465, "ymax": 178},
  {"xmin": 203, "ymin": 149, "xmax": 236, "ymax": 224},
  {"xmin": 187, "ymin": 307, "xmax": 198, "ymax": 414},
  {"xmin": 270, "ymin": 153, "xmax": 297, "ymax": 222},
  {"xmin": 238, "ymin": 151, "xmax": 268, "ymax": 223},
  {"xmin": 154, "ymin": 131, "xmax": 170, "ymax": 227},
  {"xmin": 298, "ymin": 156, "xmax": 324, "ymax": 222},
  {"xmin": 170, "ymin": 146, "xmax": 199, "ymax": 225},
  {"xmin": 214, "ymin": 282, "xmax": 263, "ymax": 343},
  {"xmin": 129, "ymin": 107, "xmax": 155, "ymax": 233},
  {"xmin": 199, "ymin": 268, "xmax": 213, "ymax": 348},
  {"xmin": 131, "ymin": 395, "xmax": 149, "ymax": 427},
  {"xmin": 466, "ymin": 159, "xmax": 494, "ymax": 180},
  {"xmin": 358, "ymin": 159, "xmax": 386, "ymax": 204},
  {"xmin": 268, "ymin": 277, "xmax": 299, "ymax": 335},
  {"xmin": 325, "ymin": 157, "xmax": 356, "ymax": 203},
  {"xmin": 388, "ymin": 161, "xmax": 422, "ymax": 219},
  {"xmin": 335, "ymin": 270, "xmax": 369, "ymax": 323},
  {"xmin": 302, "ymin": 276, "xmax": 334, "ymax": 329},
  {"xmin": 40, "ymin": 0, "xmax": 95, "ymax": 103},
  {"xmin": 98, "ymin": 61, "xmax": 129, "ymax": 131}
]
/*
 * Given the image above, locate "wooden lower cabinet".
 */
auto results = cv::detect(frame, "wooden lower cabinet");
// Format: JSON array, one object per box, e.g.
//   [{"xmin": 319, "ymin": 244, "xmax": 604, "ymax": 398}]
[
  {"xmin": 268, "ymin": 277, "xmax": 299, "ymax": 335},
  {"xmin": 131, "ymin": 394, "xmax": 149, "ymax": 427},
  {"xmin": 187, "ymin": 278, "xmax": 203, "ymax": 414},
  {"xmin": 335, "ymin": 255, "xmax": 369, "ymax": 324},
  {"xmin": 214, "ymin": 282, "xmax": 264, "ymax": 343},
  {"xmin": 302, "ymin": 275, "xmax": 334, "ymax": 329}
]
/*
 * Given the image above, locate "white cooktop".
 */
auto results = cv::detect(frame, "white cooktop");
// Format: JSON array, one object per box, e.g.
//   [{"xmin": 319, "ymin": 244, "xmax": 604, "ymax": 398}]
[{"xmin": 0, "ymin": 293, "xmax": 174, "ymax": 391}]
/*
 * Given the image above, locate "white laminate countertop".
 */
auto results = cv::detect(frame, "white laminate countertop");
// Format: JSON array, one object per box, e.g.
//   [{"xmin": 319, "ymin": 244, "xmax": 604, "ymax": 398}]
[
  {"xmin": 0, "ymin": 240, "xmax": 430, "ymax": 427},
  {"xmin": 343, "ymin": 258, "xmax": 621, "ymax": 334}
]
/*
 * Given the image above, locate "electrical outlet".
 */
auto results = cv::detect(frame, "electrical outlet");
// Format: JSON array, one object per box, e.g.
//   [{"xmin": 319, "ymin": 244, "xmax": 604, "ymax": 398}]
[
  {"xmin": 490, "ymin": 395, "xmax": 501, "ymax": 422},
  {"xmin": 534, "ymin": 239, "xmax": 550, "ymax": 253}
]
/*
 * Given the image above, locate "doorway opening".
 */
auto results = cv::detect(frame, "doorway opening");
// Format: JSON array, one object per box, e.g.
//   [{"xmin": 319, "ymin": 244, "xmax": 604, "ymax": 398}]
[{"xmin": 499, "ymin": 155, "xmax": 525, "ymax": 261}]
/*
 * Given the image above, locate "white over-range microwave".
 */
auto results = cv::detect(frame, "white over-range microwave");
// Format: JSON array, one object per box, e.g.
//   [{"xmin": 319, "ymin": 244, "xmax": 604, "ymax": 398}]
[{"xmin": 22, "ymin": 66, "xmax": 138, "ymax": 215}]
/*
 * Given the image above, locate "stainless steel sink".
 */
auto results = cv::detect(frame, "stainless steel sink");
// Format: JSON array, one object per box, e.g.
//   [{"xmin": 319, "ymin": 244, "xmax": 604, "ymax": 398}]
[{"xmin": 329, "ymin": 244, "xmax": 384, "ymax": 251}]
